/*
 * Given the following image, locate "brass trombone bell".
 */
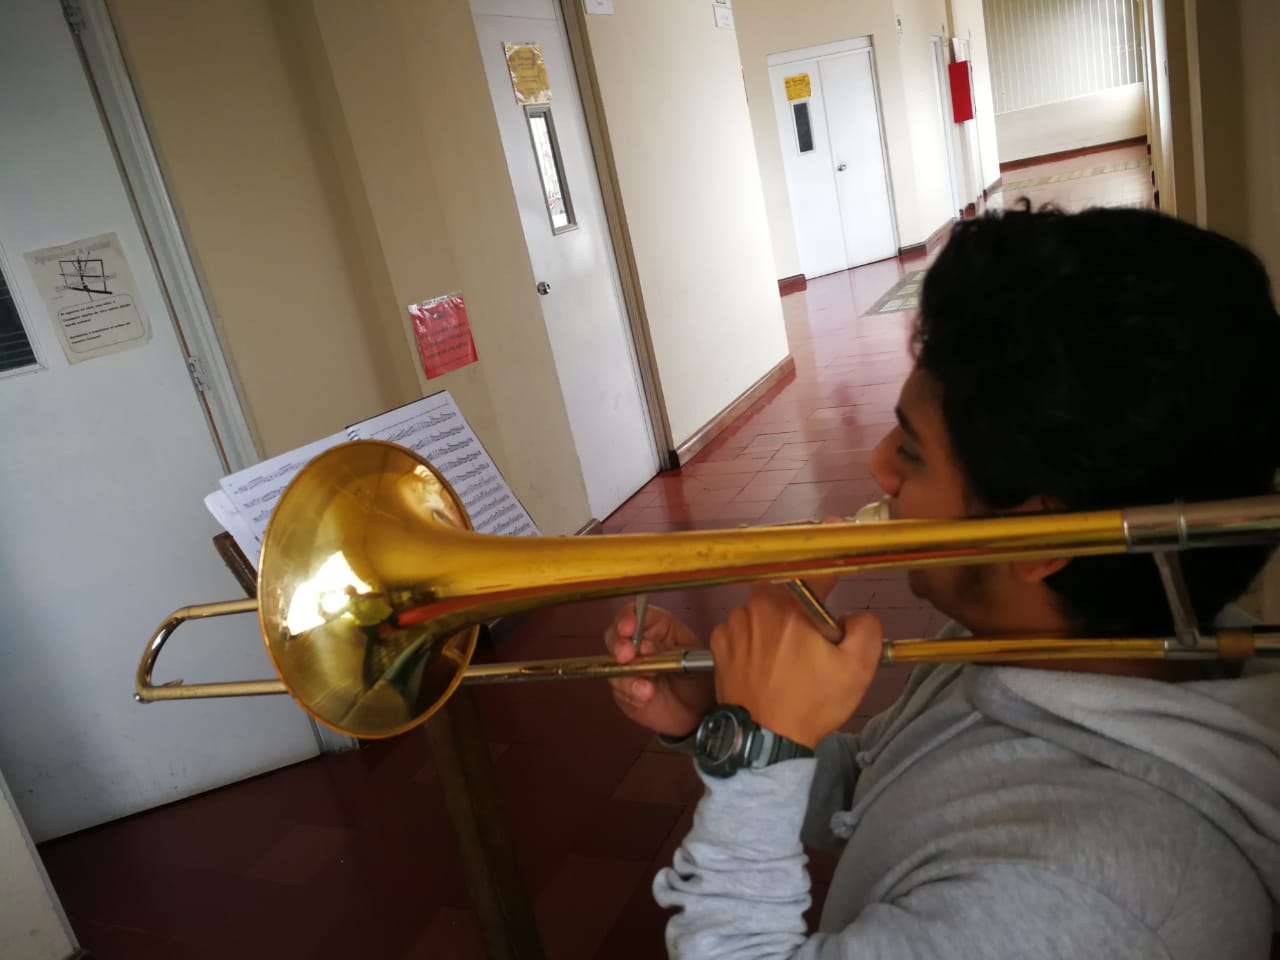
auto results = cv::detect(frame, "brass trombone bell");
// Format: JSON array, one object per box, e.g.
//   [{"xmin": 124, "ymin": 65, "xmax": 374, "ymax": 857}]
[{"xmin": 136, "ymin": 440, "xmax": 1280, "ymax": 739}]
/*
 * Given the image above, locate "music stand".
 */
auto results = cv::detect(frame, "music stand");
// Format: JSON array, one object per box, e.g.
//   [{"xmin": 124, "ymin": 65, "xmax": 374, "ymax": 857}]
[{"xmin": 211, "ymin": 533, "xmax": 543, "ymax": 959}]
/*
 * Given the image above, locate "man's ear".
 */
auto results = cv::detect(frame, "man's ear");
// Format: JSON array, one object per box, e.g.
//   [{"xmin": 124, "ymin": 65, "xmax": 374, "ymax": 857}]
[
  {"xmin": 1011, "ymin": 555, "xmax": 1071, "ymax": 583},
  {"xmin": 1007, "ymin": 493, "xmax": 1070, "ymax": 583}
]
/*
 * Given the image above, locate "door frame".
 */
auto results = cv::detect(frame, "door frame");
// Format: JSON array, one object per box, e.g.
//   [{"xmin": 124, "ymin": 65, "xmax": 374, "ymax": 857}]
[
  {"xmin": 557, "ymin": 0, "xmax": 677, "ymax": 469},
  {"xmin": 72, "ymin": 0, "xmax": 260, "ymax": 475},
  {"xmin": 766, "ymin": 36, "xmax": 901, "ymax": 273},
  {"xmin": 71, "ymin": 0, "xmax": 354, "ymax": 754}
]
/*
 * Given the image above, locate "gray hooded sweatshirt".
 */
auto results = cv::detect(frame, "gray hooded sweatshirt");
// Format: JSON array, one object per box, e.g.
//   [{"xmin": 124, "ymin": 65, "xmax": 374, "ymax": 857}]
[{"xmin": 653, "ymin": 655, "xmax": 1280, "ymax": 958}]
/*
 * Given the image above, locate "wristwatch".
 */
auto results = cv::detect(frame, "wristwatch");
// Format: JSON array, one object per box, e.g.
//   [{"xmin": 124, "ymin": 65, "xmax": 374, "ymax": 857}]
[{"xmin": 693, "ymin": 704, "xmax": 814, "ymax": 778}]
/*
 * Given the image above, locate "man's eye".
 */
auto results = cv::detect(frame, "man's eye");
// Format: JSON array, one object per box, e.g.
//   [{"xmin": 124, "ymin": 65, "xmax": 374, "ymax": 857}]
[{"xmin": 897, "ymin": 443, "xmax": 922, "ymax": 464}]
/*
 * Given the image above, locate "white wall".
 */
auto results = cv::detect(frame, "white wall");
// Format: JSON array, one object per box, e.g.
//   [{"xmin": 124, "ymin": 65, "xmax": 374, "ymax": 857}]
[
  {"xmin": 996, "ymin": 82, "xmax": 1148, "ymax": 162},
  {"xmin": 580, "ymin": 0, "xmax": 790, "ymax": 449},
  {"xmin": 950, "ymin": 0, "xmax": 1003, "ymax": 191},
  {"xmin": 984, "ymin": 0, "xmax": 1145, "ymax": 113},
  {"xmin": 0, "ymin": 770, "xmax": 76, "ymax": 960}
]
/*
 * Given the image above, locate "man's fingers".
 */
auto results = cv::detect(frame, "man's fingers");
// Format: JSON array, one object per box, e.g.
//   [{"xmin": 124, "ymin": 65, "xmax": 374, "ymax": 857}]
[
  {"xmin": 838, "ymin": 612, "xmax": 885, "ymax": 669},
  {"xmin": 609, "ymin": 677, "xmax": 653, "ymax": 709}
]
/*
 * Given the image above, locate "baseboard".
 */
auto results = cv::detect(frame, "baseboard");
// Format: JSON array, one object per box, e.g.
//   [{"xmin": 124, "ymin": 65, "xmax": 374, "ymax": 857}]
[
  {"xmin": 673, "ymin": 354, "xmax": 796, "ymax": 466},
  {"xmin": 575, "ymin": 517, "xmax": 603, "ymax": 537},
  {"xmin": 778, "ymin": 274, "xmax": 807, "ymax": 296},
  {"xmin": 998, "ymin": 136, "xmax": 1147, "ymax": 173},
  {"xmin": 927, "ymin": 218, "xmax": 955, "ymax": 252},
  {"xmin": 901, "ymin": 218, "xmax": 955, "ymax": 258}
]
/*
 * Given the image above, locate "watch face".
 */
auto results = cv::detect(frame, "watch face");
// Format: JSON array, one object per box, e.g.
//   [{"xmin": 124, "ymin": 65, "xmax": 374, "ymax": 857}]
[
  {"xmin": 698, "ymin": 710, "xmax": 742, "ymax": 762},
  {"xmin": 696, "ymin": 707, "xmax": 748, "ymax": 777}
]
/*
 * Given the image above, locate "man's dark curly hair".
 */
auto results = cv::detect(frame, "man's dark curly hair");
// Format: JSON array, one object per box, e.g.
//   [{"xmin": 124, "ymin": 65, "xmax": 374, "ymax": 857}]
[{"xmin": 912, "ymin": 202, "xmax": 1280, "ymax": 635}]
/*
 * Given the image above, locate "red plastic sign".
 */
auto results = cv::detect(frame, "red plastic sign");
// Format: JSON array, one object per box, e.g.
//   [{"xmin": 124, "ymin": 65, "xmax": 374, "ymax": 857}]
[{"xmin": 409, "ymin": 293, "xmax": 478, "ymax": 379}]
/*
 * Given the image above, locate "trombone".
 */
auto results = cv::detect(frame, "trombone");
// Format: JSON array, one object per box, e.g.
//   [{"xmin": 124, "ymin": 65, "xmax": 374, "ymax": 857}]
[{"xmin": 136, "ymin": 440, "xmax": 1280, "ymax": 739}]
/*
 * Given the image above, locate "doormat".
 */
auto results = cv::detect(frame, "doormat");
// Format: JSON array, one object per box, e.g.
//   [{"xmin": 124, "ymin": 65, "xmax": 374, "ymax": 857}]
[
  {"xmin": 863, "ymin": 271, "xmax": 924, "ymax": 316},
  {"xmin": 996, "ymin": 157, "xmax": 1151, "ymax": 193}
]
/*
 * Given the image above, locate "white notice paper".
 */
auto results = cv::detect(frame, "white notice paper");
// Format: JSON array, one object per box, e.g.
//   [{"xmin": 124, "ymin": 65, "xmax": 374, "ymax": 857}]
[
  {"xmin": 351, "ymin": 393, "xmax": 539, "ymax": 538},
  {"xmin": 24, "ymin": 232, "xmax": 151, "ymax": 364}
]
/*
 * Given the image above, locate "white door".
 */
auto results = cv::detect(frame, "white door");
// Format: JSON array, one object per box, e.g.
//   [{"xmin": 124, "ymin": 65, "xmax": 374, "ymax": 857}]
[
  {"xmin": 472, "ymin": 1, "xmax": 660, "ymax": 521},
  {"xmin": 770, "ymin": 42, "xmax": 898, "ymax": 278},
  {"xmin": 0, "ymin": 0, "xmax": 318, "ymax": 842}
]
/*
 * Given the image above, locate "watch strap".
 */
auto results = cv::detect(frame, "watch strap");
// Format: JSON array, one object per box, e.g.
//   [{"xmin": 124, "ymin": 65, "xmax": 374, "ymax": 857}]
[{"xmin": 746, "ymin": 725, "xmax": 815, "ymax": 769}]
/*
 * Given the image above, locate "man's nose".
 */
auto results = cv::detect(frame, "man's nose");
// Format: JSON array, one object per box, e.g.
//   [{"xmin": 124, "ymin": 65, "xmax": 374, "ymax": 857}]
[{"xmin": 868, "ymin": 429, "xmax": 903, "ymax": 499}]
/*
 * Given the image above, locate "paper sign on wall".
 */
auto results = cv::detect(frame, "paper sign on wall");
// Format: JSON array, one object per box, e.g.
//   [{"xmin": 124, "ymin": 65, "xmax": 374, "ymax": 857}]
[
  {"xmin": 713, "ymin": 5, "xmax": 735, "ymax": 29},
  {"xmin": 409, "ymin": 292, "xmax": 478, "ymax": 379},
  {"xmin": 23, "ymin": 232, "xmax": 150, "ymax": 364},
  {"xmin": 785, "ymin": 74, "xmax": 811, "ymax": 101},
  {"xmin": 503, "ymin": 42, "xmax": 552, "ymax": 105}
]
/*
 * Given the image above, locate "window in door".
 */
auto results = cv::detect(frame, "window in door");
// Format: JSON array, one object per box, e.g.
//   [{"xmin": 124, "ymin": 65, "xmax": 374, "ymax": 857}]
[
  {"xmin": 525, "ymin": 104, "xmax": 576, "ymax": 234},
  {"xmin": 792, "ymin": 101, "xmax": 815, "ymax": 153}
]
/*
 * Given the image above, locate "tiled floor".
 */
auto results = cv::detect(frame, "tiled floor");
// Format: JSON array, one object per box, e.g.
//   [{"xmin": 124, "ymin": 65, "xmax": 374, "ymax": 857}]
[
  {"xmin": 36, "ymin": 144, "xmax": 1152, "ymax": 960},
  {"xmin": 990, "ymin": 142, "xmax": 1155, "ymax": 212}
]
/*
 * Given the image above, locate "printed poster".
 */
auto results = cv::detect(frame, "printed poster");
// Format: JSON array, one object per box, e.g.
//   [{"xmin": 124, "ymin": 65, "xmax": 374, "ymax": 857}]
[
  {"xmin": 785, "ymin": 74, "xmax": 811, "ymax": 101},
  {"xmin": 24, "ymin": 232, "xmax": 151, "ymax": 364},
  {"xmin": 503, "ymin": 42, "xmax": 552, "ymax": 105},
  {"xmin": 408, "ymin": 292, "xmax": 479, "ymax": 379}
]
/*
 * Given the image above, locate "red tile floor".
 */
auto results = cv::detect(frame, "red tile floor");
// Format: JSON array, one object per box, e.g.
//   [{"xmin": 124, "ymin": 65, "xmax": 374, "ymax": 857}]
[{"xmin": 37, "ymin": 144, "xmax": 1152, "ymax": 960}]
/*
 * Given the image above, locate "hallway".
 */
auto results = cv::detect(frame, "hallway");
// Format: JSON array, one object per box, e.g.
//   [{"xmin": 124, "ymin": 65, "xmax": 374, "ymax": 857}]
[{"xmin": 36, "ymin": 143, "xmax": 1154, "ymax": 960}]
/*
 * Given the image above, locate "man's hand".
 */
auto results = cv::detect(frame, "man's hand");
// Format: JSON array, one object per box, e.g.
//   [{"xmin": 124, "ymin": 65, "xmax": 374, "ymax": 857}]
[
  {"xmin": 604, "ymin": 602, "xmax": 716, "ymax": 738},
  {"xmin": 710, "ymin": 583, "xmax": 882, "ymax": 749}
]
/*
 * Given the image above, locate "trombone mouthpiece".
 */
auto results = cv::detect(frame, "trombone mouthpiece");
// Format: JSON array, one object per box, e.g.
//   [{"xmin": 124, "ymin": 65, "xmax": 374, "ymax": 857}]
[{"xmin": 853, "ymin": 497, "xmax": 892, "ymax": 524}]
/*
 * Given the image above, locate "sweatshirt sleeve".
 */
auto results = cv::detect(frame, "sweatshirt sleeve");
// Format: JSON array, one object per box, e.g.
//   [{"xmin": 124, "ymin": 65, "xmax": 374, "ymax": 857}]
[{"xmin": 653, "ymin": 761, "xmax": 1172, "ymax": 960}]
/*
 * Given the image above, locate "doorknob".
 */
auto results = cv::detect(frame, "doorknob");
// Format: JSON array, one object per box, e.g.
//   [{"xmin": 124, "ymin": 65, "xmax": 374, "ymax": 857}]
[
  {"xmin": 537, "ymin": 281, "xmax": 551, "ymax": 295},
  {"xmin": 836, "ymin": 163, "xmax": 848, "ymax": 172}
]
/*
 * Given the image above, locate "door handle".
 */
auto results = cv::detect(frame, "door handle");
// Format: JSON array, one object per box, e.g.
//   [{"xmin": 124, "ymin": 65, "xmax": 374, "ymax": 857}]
[
  {"xmin": 536, "ymin": 281, "xmax": 551, "ymax": 295},
  {"xmin": 836, "ymin": 163, "xmax": 848, "ymax": 172}
]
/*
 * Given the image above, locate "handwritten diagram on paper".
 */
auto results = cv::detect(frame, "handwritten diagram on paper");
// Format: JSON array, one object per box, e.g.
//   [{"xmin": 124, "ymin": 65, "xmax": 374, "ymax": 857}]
[{"xmin": 24, "ymin": 232, "xmax": 151, "ymax": 364}]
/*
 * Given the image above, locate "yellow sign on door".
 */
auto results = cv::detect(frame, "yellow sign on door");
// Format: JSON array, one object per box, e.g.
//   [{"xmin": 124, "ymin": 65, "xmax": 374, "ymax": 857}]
[
  {"xmin": 504, "ymin": 42, "xmax": 552, "ymax": 105},
  {"xmin": 785, "ymin": 73, "xmax": 812, "ymax": 101}
]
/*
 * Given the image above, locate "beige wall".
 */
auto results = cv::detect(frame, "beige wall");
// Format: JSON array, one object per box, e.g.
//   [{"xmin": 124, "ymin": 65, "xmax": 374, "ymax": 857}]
[
  {"xmin": 1186, "ymin": 0, "xmax": 1280, "ymax": 620},
  {"xmin": 1186, "ymin": 0, "xmax": 1279, "ymax": 270},
  {"xmin": 107, "ymin": 0, "xmax": 398, "ymax": 453},
  {"xmin": 994, "ymin": 84, "xmax": 1149, "ymax": 163},
  {"xmin": 733, "ymin": 0, "xmax": 954, "ymax": 280},
  {"xmin": 579, "ymin": 0, "xmax": 790, "ymax": 448},
  {"xmin": 108, "ymin": 0, "xmax": 592, "ymax": 534},
  {"xmin": 1237, "ymin": 0, "xmax": 1280, "ymax": 298},
  {"xmin": 0, "ymin": 769, "xmax": 74, "ymax": 960}
]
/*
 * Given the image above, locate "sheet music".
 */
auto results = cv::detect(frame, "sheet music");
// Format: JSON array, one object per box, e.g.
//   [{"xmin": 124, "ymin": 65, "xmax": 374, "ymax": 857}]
[
  {"xmin": 205, "ymin": 391, "xmax": 539, "ymax": 559},
  {"xmin": 350, "ymin": 392, "xmax": 539, "ymax": 537},
  {"xmin": 204, "ymin": 490, "xmax": 259, "ymax": 562},
  {"xmin": 216, "ymin": 431, "xmax": 349, "ymax": 549}
]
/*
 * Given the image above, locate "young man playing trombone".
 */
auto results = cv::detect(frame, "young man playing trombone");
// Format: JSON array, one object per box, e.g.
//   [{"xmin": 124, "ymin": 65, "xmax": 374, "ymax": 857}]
[{"xmin": 604, "ymin": 204, "xmax": 1280, "ymax": 958}]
